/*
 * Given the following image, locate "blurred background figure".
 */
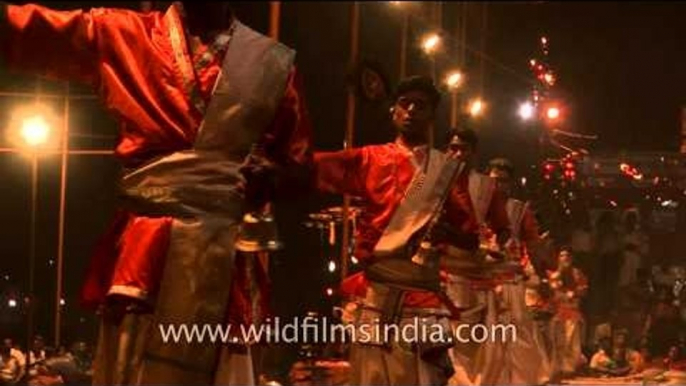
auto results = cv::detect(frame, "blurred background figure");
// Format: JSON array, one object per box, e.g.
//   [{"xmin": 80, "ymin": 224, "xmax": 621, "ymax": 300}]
[
  {"xmin": 548, "ymin": 249, "xmax": 588, "ymax": 378},
  {"xmin": 618, "ymin": 210, "xmax": 649, "ymax": 289}
]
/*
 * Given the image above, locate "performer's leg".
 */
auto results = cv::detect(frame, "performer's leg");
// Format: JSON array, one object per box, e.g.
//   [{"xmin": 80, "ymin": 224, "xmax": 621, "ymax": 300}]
[
  {"xmin": 472, "ymin": 290, "xmax": 506, "ymax": 386},
  {"xmin": 213, "ymin": 345, "xmax": 255, "ymax": 386},
  {"xmin": 93, "ymin": 307, "xmax": 119, "ymax": 386},
  {"xmin": 448, "ymin": 341, "xmax": 478, "ymax": 386},
  {"xmin": 349, "ymin": 344, "xmax": 391, "ymax": 385},
  {"xmin": 92, "ymin": 299, "xmax": 153, "ymax": 386},
  {"xmin": 136, "ymin": 218, "xmax": 240, "ymax": 385}
]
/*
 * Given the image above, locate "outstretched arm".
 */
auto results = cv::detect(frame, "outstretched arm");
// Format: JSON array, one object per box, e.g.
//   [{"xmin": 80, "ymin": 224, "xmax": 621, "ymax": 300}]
[
  {"xmin": 314, "ymin": 147, "xmax": 368, "ymax": 197},
  {"xmin": 0, "ymin": 2, "xmax": 100, "ymax": 83}
]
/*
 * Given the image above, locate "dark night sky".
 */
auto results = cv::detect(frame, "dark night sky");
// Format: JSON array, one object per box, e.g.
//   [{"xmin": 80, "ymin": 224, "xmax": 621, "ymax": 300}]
[{"xmin": 0, "ymin": 1, "xmax": 684, "ymax": 346}]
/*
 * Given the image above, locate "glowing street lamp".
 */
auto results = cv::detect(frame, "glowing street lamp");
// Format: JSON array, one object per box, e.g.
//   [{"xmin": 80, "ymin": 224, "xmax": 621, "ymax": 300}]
[
  {"xmin": 446, "ymin": 70, "xmax": 464, "ymax": 127},
  {"xmin": 469, "ymin": 98, "xmax": 484, "ymax": 117},
  {"xmin": 6, "ymin": 103, "xmax": 57, "ymax": 363},
  {"xmin": 445, "ymin": 71, "xmax": 464, "ymax": 90},
  {"xmin": 546, "ymin": 106, "xmax": 560, "ymax": 120},
  {"xmin": 422, "ymin": 33, "xmax": 441, "ymax": 55},
  {"xmin": 518, "ymin": 101, "xmax": 535, "ymax": 121},
  {"xmin": 20, "ymin": 116, "xmax": 51, "ymax": 148},
  {"xmin": 8, "ymin": 103, "xmax": 57, "ymax": 154}
]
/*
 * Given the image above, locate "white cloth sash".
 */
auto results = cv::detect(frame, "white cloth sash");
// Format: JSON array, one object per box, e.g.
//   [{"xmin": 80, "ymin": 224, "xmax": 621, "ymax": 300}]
[
  {"xmin": 374, "ymin": 149, "xmax": 461, "ymax": 256},
  {"xmin": 468, "ymin": 171, "xmax": 496, "ymax": 227}
]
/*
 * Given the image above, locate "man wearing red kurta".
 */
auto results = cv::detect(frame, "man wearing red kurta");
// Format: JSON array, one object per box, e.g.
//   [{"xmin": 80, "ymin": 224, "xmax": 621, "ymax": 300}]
[
  {"xmin": 315, "ymin": 76, "xmax": 510, "ymax": 385},
  {"xmin": 1, "ymin": 2, "xmax": 312, "ymax": 385}
]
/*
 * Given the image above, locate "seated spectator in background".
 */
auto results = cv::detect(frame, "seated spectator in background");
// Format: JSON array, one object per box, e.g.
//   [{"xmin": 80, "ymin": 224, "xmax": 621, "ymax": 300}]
[
  {"xmin": 645, "ymin": 287, "xmax": 681, "ymax": 358},
  {"xmin": 29, "ymin": 336, "xmax": 46, "ymax": 365},
  {"xmin": 589, "ymin": 330, "xmax": 644, "ymax": 376},
  {"xmin": 2, "ymin": 339, "xmax": 24, "ymax": 382},
  {"xmin": 28, "ymin": 336, "xmax": 47, "ymax": 378},
  {"xmin": 0, "ymin": 344, "xmax": 21, "ymax": 385}
]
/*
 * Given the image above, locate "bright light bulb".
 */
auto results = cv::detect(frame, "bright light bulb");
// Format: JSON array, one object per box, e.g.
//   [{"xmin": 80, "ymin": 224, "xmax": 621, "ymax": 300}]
[
  {"xmin": 445, "ymin": 71, "xmax": 463, "ymax": 89},
  {"xmin": 518, "ymin": 102, "xmax": 535, "ymax": 120},
  {"xmin": 60, "ymin": 298, "xmax": 66, "ymax": 306},
  {"xmin": 469, "ymin": 99, "xmax": 484, "ymax": 117},
  {"xmin": 544, "ymin": 72, "xmax": 555, "ymax": 85},
  {"xmin": 547, "ymin": 107, "xmax": 560, "ymax": 120},
  {"xmin": 8, "ymin": 299, "xmax": 17, "ymax": 308},
  {"xmin": 422, "ymin": 34, "xmax": 441, "ymax": 54},
  {"xmin": 20, "ymin": 116, "xmax": 50, "ymax": 147},
  {"xmin": 328, "ymin": 260, "xmax": 336, "ymax": 273}
]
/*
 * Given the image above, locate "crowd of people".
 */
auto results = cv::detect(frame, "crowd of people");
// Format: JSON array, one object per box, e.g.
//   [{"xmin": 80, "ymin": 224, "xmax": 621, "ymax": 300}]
[
  {"xmin": 553, "ymin": 208, "xmax": 686, "ymax": 378},
  {"xmin": 0, "ymin": 336, "xmax": 93, "ymax": 385}
]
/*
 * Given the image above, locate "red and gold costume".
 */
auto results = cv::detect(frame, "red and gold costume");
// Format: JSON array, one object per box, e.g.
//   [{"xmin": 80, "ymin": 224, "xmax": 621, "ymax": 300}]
[
  {"xmin": 315, "ymin": 141, "xmax": 509, "ymax": 308},
  {"xmin": 548, "ymin": 265, "xmax": 589, "ymax": 375},
  {"xmin": 1, "ymin": 3, "xmax": 312, "ymax": 384},
  {"xmin": 315, "ymin": 141, "xmax": 509, "ymax": 385}
]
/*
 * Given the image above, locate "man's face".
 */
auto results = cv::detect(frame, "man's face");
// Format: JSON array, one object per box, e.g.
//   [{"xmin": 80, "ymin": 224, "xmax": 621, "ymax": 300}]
[
  {"xmin": 392, "ymin": 90, "xmax": 435, "ymax": 141},
  {"xmin": 33, "ymin": 337, "xmax": 44, "ymax": 351},
  {"xmin": 558, "ymin": 251, "xmax": 573, "ymax": 269},
  {"xmin": 613, "ymin": 334, "xmax": 627, "ymax": 351},
  {"xmin": 448, "ymin": 137, "xmax": 474, "ymax": 164},
  {"xmin": 489, "ymin": 168, "xmax": 512, "ymax": 197}
]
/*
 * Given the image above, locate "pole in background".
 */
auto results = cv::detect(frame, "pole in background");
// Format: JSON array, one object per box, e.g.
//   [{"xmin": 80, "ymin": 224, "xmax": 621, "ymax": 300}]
[
  {"xmin": 400, "ymin": 12, "xmax": 409, "ymax": 79},
  {"xmin": 269, "ymin": 2, "xmax": 281, "ymax": 40},
  {"xmin": 27, "ymin": 154, "xmax": 38, "ymax": 368},
  {"xmin": 479, "ymin": 3, "xmax": 488, "ymax": 96},
  {"xmin": 54, "ymin": 82, "xmax": 69, "ymax": 348},
  {"xmin": 460, "ymin": 2, "xmax": 467, "ymax": 68},
  {"xmin": 340, "ymin": 1, "xmax": 360, "ymax": 282},
  {"xmin": 26, "ymin": 77, "xmax": 43, "ymax": 369}
]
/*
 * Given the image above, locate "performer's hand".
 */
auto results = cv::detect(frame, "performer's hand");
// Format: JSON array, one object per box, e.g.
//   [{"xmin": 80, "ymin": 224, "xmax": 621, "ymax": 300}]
[
  {"xmin": 240, "ymin": 146, "xmax": 280, "ymax": 206},
  {"xmin": 241, "ymin": 146, "xmax": 279, "ymax": 179}
]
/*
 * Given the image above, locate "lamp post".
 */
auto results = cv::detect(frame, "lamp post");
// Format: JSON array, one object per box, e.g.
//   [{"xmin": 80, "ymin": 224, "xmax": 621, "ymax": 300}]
[
  {"xmin": 445, "ymin": 70, "xmax": 464, "ymax": 128},
  {"xmin": 11, "ymin": 103, "xmax": 54, "ymax": 369},
  {"xmin": 421, "ymin": 33, "xmax": 441, "ymax": 80},
  {"xmin": 421, "ymin": 32, "xmax": 440, "ymax": 146},
  {"xmin": 340, "ymin": 1, "xmax": 360, "ymax": 281}
]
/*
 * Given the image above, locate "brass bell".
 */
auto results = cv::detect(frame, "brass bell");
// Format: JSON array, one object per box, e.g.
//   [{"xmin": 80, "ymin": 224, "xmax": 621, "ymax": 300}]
[{"xmin": 235, "ymin": 210, "xmax": 283, "ymax": 252}]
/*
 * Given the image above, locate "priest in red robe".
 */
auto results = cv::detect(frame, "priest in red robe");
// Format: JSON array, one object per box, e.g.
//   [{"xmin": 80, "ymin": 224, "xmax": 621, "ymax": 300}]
[
  {"xmin": 1, "ymin": 2, "xmax": 313, "ymax": 384},
  {"xmin": 315, "ymin": 76, "xmax": 510, "ymax": 385}
]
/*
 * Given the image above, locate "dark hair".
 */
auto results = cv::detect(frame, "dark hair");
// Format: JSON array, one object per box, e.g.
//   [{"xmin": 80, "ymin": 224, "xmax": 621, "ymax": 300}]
[
  {"xmin": 559, "ymin": 246, "xmax": 573, "ymax": 255},
  {"xmin": 489, "ymin": 158, "xmax": 515, "ymax": 176},
  {"xmin": 448, "ymin": 127, "xmax": 479, "ymax": 149},
  {"xmin": 393, "ymin": 75, "xmax": 441, "ymax": 108}
]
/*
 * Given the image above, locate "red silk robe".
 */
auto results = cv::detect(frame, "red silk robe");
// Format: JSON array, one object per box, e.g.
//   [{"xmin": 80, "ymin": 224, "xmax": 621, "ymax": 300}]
[
  {"xmin": 315, "ymin": 142, "xmax": 510, "ymax": 308},
  {"xmin": 1, "ymin": 4, "xmax": 313, "ymax": 323}
]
